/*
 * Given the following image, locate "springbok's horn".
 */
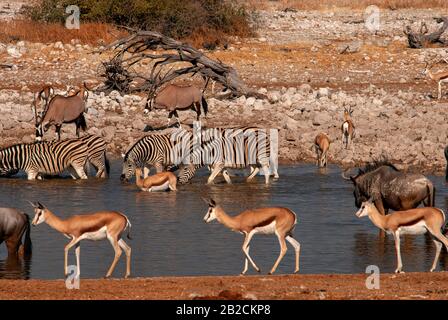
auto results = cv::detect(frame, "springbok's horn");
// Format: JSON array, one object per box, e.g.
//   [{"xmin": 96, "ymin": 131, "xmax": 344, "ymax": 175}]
[{"xmin": 27, "ymin": 200, "xmax": 36, "ymax": 208}]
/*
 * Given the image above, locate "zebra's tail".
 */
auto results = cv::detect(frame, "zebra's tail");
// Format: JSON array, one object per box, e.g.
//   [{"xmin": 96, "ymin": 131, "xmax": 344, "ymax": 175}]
[{"xmin": 201, "ymin": 96, "xmax": 208, "ymax": 116}]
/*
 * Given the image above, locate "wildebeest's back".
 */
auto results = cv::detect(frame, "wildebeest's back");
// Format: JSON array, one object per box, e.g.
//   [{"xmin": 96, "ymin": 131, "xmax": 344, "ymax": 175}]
[{"xmin": 0, "ymin": 208, "xmax": 27, "ymax": 239}]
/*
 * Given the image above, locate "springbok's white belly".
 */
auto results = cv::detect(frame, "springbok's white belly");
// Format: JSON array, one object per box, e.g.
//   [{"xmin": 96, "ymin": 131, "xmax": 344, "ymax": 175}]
[
  {"xmin": 397, "ymin": 220, "xmax": 427, "ymax": 235},
  {"xmin": 80, "ymin": 226, "xmax": 108, "ymax": 241},
  {"xmin": 254, "ymin": 221, "xmax": 276, "ymax": 235},
  {"xmin": 147, "ymin": 181, "xmax": 170, "ymax": 192}
]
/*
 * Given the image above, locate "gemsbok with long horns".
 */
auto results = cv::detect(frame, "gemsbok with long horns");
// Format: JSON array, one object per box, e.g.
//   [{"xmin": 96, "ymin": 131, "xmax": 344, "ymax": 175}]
[
  {"xmin": 423, "ymin": 62, "xmax": 448, "ymax": 99},
  {"xmin": 32, "ymin": 85, "xmax": 54, "ymax": 116},
  {"xmin": 203, "ymin": 198, "xmax": 300, "ymax": 275},
  {"xmin": 341, "ymin": 106, "xmax": 355, "ymax": 150},
  {"xmin": 314, "ymin": 132, "xmax": 331, "ymax": 168},
  {"xmin": 35, "ymin": 84, "xmax": 89, "ymax": 141},
  {"xmin": 356, "ymin": 198, "xmax": 448, "ymax": 273},
  {"xmin": 30, "ymin": 201, "xmax": 132, "ymax": 278},
  {"xmin": 145, "ymin": 84, "xmax": 208, "ymax": 125},
  {"xmin": 135, "ymin": 167, "xmax": 177, "ymax": 192}
]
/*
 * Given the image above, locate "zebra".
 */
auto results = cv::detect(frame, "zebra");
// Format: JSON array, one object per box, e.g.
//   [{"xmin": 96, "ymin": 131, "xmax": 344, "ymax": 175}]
[
  {"xmin": 120, "ymin": 129, "xmax": 193, "ymax": 182},
  {"xmin": 177, "ymin": 126, "xmax": 279, "ymax": 184},
  {"xmin": 78, "ymin": 135, "xmax": 110, "ymax": 178},
  {"xmin": 0, "ymin": 139, "xmax": 88, "ymax": 180}
]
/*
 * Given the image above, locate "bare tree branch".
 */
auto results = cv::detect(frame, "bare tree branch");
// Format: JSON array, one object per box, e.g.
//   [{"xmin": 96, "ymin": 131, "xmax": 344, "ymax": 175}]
[{"xmin": 404, "ymin": 17, "xmax": 448, "ymax": 49}]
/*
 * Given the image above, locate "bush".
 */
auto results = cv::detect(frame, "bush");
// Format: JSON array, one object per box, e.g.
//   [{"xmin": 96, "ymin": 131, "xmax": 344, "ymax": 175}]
[{"xmin": 25, "ymin": 0, "xmax": 253, "ymax": 46}]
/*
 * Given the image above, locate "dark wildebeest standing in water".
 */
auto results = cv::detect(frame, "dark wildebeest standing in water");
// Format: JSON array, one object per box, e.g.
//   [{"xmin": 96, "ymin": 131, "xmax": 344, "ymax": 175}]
[
  {"xmin": 35, "ymin": 86, "xmax": 88, "ymax": 141},
  {"xmin": 145, "ymin": 84, "xmax": 208, "ymax": 125},
  {"xmin": 343, "ymin": 161, "xmax": 435, "ymax": 215},
  {"xmin": 0, "ymin": 208, "xmax": 32, "ymax": 258}
]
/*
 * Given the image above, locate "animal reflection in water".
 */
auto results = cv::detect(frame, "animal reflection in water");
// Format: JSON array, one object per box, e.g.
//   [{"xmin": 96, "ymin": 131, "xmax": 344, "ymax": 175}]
[{"xmin": 0, "ymin": 256, "xmax": 31, "ymax": 280}]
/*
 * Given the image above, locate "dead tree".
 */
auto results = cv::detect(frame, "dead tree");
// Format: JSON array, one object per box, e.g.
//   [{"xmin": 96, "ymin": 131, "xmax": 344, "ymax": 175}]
[
  {"xmin": 404, "ymin": 17, "xmax": 448, "ymax": 49},
  {"xmin": 98, "ymin": 30, "xmax": 264, "ymax": 101}
]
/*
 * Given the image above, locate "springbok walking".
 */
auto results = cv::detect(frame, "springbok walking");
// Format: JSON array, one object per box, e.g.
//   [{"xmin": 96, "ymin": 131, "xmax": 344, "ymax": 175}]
[
  {"xmin": 341, "ymin": 106, "xmax": 355, "ymax": 149},
  {"xmin": 135, "ymin": 167, "xmax": 177, "ymax": 192},
  {"xmin": 203, "ymin": 198, "xmax": 300, "ymax": 275},
  {"xmin": 314, "ymin": 133, "xmax": 331, "ymax": 168},
  {"xmin": 30, "ymin": 202, "xmax": 132, "ymax": 278},
  {"xmin": 35, "ymin": 85, "xmax": 89, "ymax": 141},
  {"xmin": 356, "ymin": 198, "xmax": 448, "ymax": 273},
  {"xmin": 423, "ymin": 62, "xmax": 448, "ymax": 99},
  {"xmin": 0, "ymin": 208, "xmax": 32, "ymax": 258},
  {"xmin": 145, "ymin": 84, "xmax": 208, "ymax": 125}
]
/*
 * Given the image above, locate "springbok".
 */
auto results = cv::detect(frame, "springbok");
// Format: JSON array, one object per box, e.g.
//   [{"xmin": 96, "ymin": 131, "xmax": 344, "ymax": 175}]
[
  {"xmin": 135, "ymin": 167, "xmax": 177, "ymax": 192},
  {"xmin": 145, "ymin": 84, "xmax": 208, "ymax": 125},
  {"xmin": 203, "ymin": 198, "xmax": 300, "ymax": 275},
  {"xmin": 423, "ymin": 62, "xmax": 448, "ymax": 99},
  {"xmin": 30, "ymin": 201, "xmax": 132, "ymax": 278},
  {"xmin": 341, "ymin": 106, "xmax": 355, "ymax": 149},
  {"xmin": 314, "ymin": 132, "xmax": 331, "ymax": 167},
  {"xmin": 35, "ymin": 84, "xmax": 89, "ymax": 141},
  {"xmin": 356, "ymin": 198, "xmax": 448, "ymax": 273}
]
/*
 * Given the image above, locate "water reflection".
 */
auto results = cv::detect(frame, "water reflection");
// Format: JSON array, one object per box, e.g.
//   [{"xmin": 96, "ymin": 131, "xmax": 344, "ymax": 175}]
[{"xmin": 0, "ymin": 256, "xmax": 31, "ymax": 280}]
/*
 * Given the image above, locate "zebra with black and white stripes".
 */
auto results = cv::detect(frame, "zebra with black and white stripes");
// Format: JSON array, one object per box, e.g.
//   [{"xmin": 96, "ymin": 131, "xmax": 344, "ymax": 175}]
[
  {"xmin": 178, "ymin": 126, "xmax": 279, "ymax": 184},
  {"xmin": 0, "ymin": 139, "xmax": 88, "ymax": 180},
  {"xmin": 120, "ymin": 129, "xmax": 193, "ymax": 182},
  {"xmin": 79, "ymin": 135, "xmax": 110, "ymax": 178}
]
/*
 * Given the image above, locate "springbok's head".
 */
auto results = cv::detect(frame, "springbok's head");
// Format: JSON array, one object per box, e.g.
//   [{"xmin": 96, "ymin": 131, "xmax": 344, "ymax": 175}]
[
  {"xmin": 29, "ymin": 201, "xmax": 48, "ymax": 226},
  {"xmin": 203, "ymin": 198, "xmax": 218, "ymax": 223},
  {"xmin": 422, "ymin": 62, "xmax": 431, "ymax": 76},
  {"xmin": 355, "ymin": 198, "xmax": 375, "ymax": 218},
  {"xmin": 343, "ymin": 106, "xmax": 353, "ymax": 119}
]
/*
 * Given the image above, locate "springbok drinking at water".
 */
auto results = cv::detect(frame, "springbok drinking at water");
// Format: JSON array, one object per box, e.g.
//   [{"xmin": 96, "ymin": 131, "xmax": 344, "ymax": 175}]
[
  {"xmin": 341, "ymin": 106, "xmax": 355, "ymax": 149},
  {"xmin": 145, "ymin": 84, "xmax": 208, "ymax": 125},
  {"xmin": 423, "ymin": 62, "xmax": 448, "ymax": 99},
  {"xmin": 135, "ymin": 167, "xmax": 177, "ymax": 192},
  {"xmin": 30, "ymin": 201, "xmax": 132, "ymax": 278},
  {"xmin": 203, "ymin": 198, "xmax": 300, "ymax": 275},
  {"xmin": 35, "ymin": 84, "xmax": 89, "ymax": 141},
  {"xmin": 314, "ymin": 132, "xmax": 331, "ymax": 168},
  {"xmin": 356, "ymin": 198, "xmax": 448, "ymax": 273}
]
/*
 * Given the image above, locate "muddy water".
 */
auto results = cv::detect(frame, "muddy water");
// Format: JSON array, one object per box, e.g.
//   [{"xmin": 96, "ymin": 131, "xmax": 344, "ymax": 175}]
[{"xmin": 0, "ymin": 162, "xmax": 447, "ymax": 279}]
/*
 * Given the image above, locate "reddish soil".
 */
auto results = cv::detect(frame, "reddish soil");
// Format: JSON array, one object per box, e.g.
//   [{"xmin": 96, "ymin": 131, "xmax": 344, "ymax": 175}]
[{"xmin": 1, "ymin": 273, "xmax": 448, "ymax": 300}]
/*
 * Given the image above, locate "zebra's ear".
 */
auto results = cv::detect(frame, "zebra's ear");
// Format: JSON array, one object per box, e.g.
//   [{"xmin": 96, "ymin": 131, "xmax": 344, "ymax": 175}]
[{"xmin": 121, "ymin": 153, "xmax": 126, "ymax": 159}]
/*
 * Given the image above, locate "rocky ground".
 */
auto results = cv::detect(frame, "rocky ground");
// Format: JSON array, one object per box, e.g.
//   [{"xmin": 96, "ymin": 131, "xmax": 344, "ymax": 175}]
[
  {"xmin": 1, "ymin": 272, "xmax": 448, "ymax": 300},
  {"xmin": 1, "ymin": 4, "xmax": 448, "ymax": 174}
]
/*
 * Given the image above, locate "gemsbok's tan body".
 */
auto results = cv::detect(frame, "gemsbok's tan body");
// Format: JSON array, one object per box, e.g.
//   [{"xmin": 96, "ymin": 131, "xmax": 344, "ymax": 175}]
[
  {"xmin": 314, "ymin": 133, "xmax": 331, "ymax": 167},
  {"xmin": 30, "ymin": 201, "xmax": 132, "ymax": 278},
  {"xmin": 356, "ymin": 198, "xmax": 448, "ymax": 273},
  {"xmin": 135, "ymin": 168, "xmax": 177, "ymax": 192},
  {"xmin": 423, "ymin": 63, "xmax": 448, "ymax": 99},
  {"xmin": 203, "ymin": 198, "xmax": 300, "ymax": 275},
  {"xmin": 341, "ymin": 106, "xmax": 355, "ymax": 150}
]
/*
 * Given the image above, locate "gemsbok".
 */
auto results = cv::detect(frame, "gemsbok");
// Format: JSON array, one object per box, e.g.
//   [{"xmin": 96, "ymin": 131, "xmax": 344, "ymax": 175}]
[
  {"xmin": 30, "ymin": 201, "xmax": 132, "ymax": 278},
  {"xmin": 341, "ymin": 106, "xmax": 355, "ymax": 149},
  {"xmin": 145, "ymin": 84, "xmax": 208, "ymax": 125},
  {"xmin": 35, "ymin": 84, "xmax": 89, "ymax": 141},
  {"xmin": 135, "ymin": 167, "xmax": 177, "ymax": 192},
  {"xmin": 356, "ymin": 198, "xmax": 448, "ymax": 273},
  {"xmin": 423, "ymin": 62, "xmax": 448, "ymax": 99},
  {"xmin": 203, "ymin": 198, "xmax": 300, "ymax": 275},
  {"xmin": 32, "ymin": 85, "xmax": 54, "ymax": 115},
  {"xmin": 314, "ymin": 132, "xmax": 331, "ymax": 168}
]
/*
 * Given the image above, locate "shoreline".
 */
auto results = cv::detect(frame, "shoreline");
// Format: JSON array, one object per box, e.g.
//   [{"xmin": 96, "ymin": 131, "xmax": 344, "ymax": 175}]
[{"xmin": 1, "ymin": 272, "xmax": 448, "ymax": 299}]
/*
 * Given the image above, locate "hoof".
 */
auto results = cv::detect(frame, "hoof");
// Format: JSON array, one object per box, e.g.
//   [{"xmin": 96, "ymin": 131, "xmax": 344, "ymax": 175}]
[{"xmin": 294, "ymin": 269, "xmax": 299, "ymax": 274}]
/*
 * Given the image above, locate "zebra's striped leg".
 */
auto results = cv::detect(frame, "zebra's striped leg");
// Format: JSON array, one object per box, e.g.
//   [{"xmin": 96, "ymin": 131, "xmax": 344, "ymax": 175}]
[
  {"xmin": 207, "ymin": 166, "xmax": 222, "ymax": 184},
  {"xmin": 247, "ymin": 167, "xmax": 259, "ymax": 181},
  {"xmin": 27, "ymin": 171, "xmax": 38, "ymax": 181},
  {"xmin": 262, "ymin": 165, "xmax": 270, "ymax": 184},
  {"xmin": 222, "ymin": 170, "xmax": 232, "ymax": 184},
  {"xmin": 72, "ymin": 165, "xmax": 88, "ymax": 180}
]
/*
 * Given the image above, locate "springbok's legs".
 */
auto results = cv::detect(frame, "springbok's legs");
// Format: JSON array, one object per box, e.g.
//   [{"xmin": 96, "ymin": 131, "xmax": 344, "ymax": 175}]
[
  {"xmin": 393, "ymin": 231, "xmax": 403, "ymax": 273},
  {"xmin": 242, "ymin": 231, "xmax": 260, "ymax": 273},
  {"xmin": 438, "ymin": 81, "xmax": 442, "ymax": 100},
  {"xmin": 64, "ymin": 237, "xmax": 81, "ymax": 276},
  {"xmin": 286, "ymin": 235, "xmax": 301, "ymax": 273},
  {"xmin": 105, "ymin": 236, "xmax": 122, "ymax": 278},
  {"xmin": 430, "ymin": 240, "xmax": 442, "ymax": 272},
  {"xmin": 75, "ymin": 243, "xmax": 81, "ymax": 277},
  {"xmin": 118, "ymin": 239, "xmax": 131, "ymax": 278},
  {"xmin": 241, "ymin": 245, "xmax": 250, "ymax": 275},
  {"xmin": 427, "ymin": 228, "xmax": 448, "ymax": 272},
  {"xmin": 269, "ymin": 232, "xmax": 288, "ymax": 275}
]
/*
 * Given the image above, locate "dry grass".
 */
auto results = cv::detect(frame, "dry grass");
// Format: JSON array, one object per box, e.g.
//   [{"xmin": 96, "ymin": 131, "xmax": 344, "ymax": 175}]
[
  {"xmin": 254, "ymin": 0, "xmax": 448, "ymax": 10},
  {"xmin": 0, "ymin": 20, "xmax": 127, "ymax": 45}
]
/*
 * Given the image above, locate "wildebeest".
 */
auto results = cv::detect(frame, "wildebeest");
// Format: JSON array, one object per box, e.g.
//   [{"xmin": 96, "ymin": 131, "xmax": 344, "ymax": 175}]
[
  {"xmin": 343, "ymin": 161, "xmax": 435, "ymax": 215},
  {"xmin": 0, "ymin": 208, "xmax": 32, "ymax": 258},
  {"xmin": 445, "ymin": 145, "xmax": 448, "ymax": 181},
  {"xmin": 35, "ymin": 86, "xmax": 88, "ymax": 141},
  {"xmin": 145, "ymin": 84, "xmax": 208, "ymax": 125}
]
